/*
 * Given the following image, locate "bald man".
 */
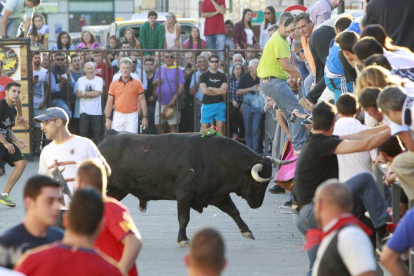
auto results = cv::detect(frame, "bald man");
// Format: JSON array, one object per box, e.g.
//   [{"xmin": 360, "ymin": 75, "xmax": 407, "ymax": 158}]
[
  {"xmin": 75, "ymin": 62, "xmax": 104, "ymax": 144},
  {"xmin": 184, "ymin": 228, "xmax": 226, "ymax": 276},
  {"xmin": 311, "ymin": 180, "xmax": 376, "ymax": 276}
]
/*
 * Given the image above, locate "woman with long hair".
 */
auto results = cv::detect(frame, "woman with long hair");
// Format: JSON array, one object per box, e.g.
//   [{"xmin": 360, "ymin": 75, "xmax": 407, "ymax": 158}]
[
  {"xmin": 233, "ymin": 9, "xmax": 259, "ymax": 50},
  {"xmin": 29, "ymin": 14, "xmax": 49, "ymax": 50},
  {"xmin": 183, "ymin": 26, "xmax": 207, "ymax": 50},
  {"xmin": 259, "ymin": 6, "xmax": 276, "ymax": 48},
  {"xmin": 121, "ymin": 28, "xmax": 141, "ymax": 57},
  {"xmin": 360, "ymin": 25, "xmax": 414, "ymax": 57},
  {"xmin": 52, "ymin": 31, "xmax": 75, "ymax": 50},
  {"xmin": 106, "ymin": 35, "xmax": 121, "ymax": 61},
  {"xmin": 229, "ymin": 63, "xmax": 244, "ymax": 140},
  {"xmin": 76, "ymin": 30, "xmax": 100, "ymax": 50},
  {"xmin": 162, "ymin": 12, "xmax": 181, "ymax": 49}
]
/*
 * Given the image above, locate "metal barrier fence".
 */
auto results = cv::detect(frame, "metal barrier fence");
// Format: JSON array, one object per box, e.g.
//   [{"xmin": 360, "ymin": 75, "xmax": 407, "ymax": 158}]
[
  {"xmin": 11, "ymin": 45, "xmax": 273, "ymax": 156},
  {"xmin": 375, "ymin": 164, "xmax": 414, "ymax": 275}
]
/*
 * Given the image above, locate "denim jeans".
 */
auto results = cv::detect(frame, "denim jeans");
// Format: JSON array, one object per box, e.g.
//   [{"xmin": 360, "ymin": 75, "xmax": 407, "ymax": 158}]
[
  {"xmin": 292, "ymin": 54, "xmax": 310, "ymax": 99},
  {"xmin": 196, "ymin": 100, "xmax": 202, "ymax": 132},
  {"xmin": 52, "ymin": 99, "xmax": 72, "ymax": 119},
  {"xmin": 293, "ymin": 172, "xmax": 390, "ymax": 276},
  {"xmin": 0, "ymin": 16, "xmax": 23, "ymax": 38},
  {"xmin": 79, "ymin": 114, "xmax": 103, "ymax": 144},
  {"xmin": 260, "ymin": 78, "xmax": 306, "ymax": 151},
  {"xmin": 304, "ymin": 72, "xmax": 314, "ymax": 98},
  {"xmin": 143, "ymin": 105, "xmax": 157, "ymax": 134},
  {"xmin": 242, "ymin": 104, "xmax": 264, "ymax": 153},
  {"xmin": 205, "ymin": 34, "xmax": 226, "ymax": 59}
]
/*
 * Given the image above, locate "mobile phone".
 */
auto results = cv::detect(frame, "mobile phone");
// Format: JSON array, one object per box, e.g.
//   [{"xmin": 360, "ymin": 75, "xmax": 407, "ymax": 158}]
[{"xmin": 186, "ymin": 63, "xmax": 192, "ymax": 69}]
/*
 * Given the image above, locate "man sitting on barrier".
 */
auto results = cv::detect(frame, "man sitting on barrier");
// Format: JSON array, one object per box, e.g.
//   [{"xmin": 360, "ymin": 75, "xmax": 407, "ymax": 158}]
[{"xmin": 0, "ymin": 0, "xmax": 41, "ymax": 38}]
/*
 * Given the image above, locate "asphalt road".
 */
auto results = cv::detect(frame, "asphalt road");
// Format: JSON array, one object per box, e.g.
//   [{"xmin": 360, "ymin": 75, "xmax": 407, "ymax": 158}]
[{"xmin": 0, "ymin": 160, "xmax": 308, "ymax": 276}]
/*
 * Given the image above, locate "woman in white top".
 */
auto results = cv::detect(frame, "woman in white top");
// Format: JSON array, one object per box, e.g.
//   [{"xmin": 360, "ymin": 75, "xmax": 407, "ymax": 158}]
[
  {"xmin": 259, "ymin": 6, "xmax": 277, "ymax": 49},
  {"xmin": 162, "ymin": 12, "xmax": 181, "ymax": 49},
  {"xmin": 233, "ymin": 9, "xmax": 258, "ymax": 51}
]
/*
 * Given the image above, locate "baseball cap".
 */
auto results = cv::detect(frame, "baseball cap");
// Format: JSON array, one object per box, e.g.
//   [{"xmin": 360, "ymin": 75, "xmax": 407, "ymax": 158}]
[{"xmin": 34, "ymin": 107, "xmax": 69, "ymax": 123}]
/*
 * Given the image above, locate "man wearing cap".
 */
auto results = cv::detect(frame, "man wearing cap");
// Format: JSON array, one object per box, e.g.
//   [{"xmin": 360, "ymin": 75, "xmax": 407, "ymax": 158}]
[{"xmin": 35, "ymin": 107, "xmax": 107, "ymax": 206}]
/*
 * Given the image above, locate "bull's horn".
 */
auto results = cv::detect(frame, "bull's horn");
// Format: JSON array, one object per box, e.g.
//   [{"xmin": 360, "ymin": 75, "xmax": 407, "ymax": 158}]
[
  {"xmin": 267, "ymin": 156, "xmax": 298, "ymax": 167},
  {"xmin": 251, "ymin": 164, "xmax": 272, "ymax": 182}
]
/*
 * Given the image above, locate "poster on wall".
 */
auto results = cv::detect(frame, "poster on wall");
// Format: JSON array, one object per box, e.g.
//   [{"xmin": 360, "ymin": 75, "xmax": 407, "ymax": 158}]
[{"xmin": 0, "ymin": 46, "xmax": 21, "ymax": 80}]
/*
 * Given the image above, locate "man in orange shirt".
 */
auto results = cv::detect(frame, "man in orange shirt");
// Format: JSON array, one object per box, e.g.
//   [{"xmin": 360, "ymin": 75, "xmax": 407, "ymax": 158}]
[
  {"xmin": 104, "ymin": 57, "xmax": 148, "ymax": 134},
  {"xmin": 75, "ymin": 158, "xmax": 142, "ymax": 276}
]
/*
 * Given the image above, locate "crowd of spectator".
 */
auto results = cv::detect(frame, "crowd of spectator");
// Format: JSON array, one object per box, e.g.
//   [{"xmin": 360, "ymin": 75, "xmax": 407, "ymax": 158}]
[{"xmin": 1, "ymin": 0, "xmax": 414, "ymax": 275}]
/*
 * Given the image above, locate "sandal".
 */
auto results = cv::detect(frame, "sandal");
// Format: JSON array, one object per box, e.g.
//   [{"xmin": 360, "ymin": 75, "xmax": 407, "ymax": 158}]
[{"xmin": 299, "ymin": 98, "xmax": 314, "ymax": 112}]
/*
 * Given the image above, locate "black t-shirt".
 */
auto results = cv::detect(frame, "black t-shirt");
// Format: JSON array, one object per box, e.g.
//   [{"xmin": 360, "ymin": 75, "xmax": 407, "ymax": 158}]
[
  {"xmin": 0, "ymin": 99, "xmax": 17, "ymax": 142},
  {"xmin": 200, "ymin": 71, "xmax": 227, "ymax": 104},
  {"xmin": 366, "ymin": 0, "xmax": 414, "ymax": 52},
  {"xmin": 238, "ymin": 72, "xmax": 260, "ymax": 104},
  {"xmin": 292, "ymin": 134, "xmax": 343, "ymax": 206},
  {"xmin": 0, "ymin": 223, "xmax": 64, "ymax": 268},
  {"xmin": 145, "ymin": 75, "xmax": 155, "ymax": 106}
]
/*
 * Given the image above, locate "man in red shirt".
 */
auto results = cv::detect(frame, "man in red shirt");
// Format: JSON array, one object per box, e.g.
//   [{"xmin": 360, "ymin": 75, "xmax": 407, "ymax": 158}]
[
  {"xmin": 14, "ymin": 188, "xmax": 126, "ymax": 276},
  {"xmin": 75, "ymin": 158, "xmax": 142, "ymax": 276},
  {"xmin": 201, "ymin": 0, "xmax": 226, "ymax": 59},
  {"xmin": 93, "ymin": 49, "xmax": 113, "ymax": 98}
]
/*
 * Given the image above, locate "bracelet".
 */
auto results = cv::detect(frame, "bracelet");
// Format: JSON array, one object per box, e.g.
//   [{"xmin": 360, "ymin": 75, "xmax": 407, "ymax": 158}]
[
  {"xmin": 142, "ymin": 115, "xmax": 148, "ymax": 118},
  {"xmin": 106, "ymin": 117, "xmax": 111, "ymax": 120}
]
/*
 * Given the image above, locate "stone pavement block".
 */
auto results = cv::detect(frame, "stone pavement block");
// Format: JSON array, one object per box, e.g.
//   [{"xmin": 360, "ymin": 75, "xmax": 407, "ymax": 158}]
[{"xmin": 0, "ymin": 161, "xmax": 308, "ymax": 276}]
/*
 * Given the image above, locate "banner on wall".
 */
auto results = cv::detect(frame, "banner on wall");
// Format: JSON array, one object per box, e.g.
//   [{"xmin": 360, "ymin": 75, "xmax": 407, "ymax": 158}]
[{"xmin": 0, "ymin": 46, "xmax": 21, "ymax": 80}]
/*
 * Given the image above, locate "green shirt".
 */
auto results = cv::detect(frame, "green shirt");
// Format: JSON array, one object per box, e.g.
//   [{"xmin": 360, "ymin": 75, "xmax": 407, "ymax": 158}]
[
  {"xmin": 140, "ymin": 22, "xmax": 165, "ymax": 56},
  {"xmin": 257, "ymin": 31, "xmax": 290, "ymax": 81}
]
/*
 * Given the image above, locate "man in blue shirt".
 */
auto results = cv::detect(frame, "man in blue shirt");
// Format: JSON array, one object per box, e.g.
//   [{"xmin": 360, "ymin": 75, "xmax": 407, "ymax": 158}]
[{"xmin": 382, "ymin": 208, "xmax": 414, "ymax": 276}]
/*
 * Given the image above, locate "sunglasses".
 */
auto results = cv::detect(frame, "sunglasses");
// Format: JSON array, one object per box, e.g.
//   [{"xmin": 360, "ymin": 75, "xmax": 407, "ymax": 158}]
[
  {"xmin": 165, "ymin": 55, "xmax": 174, "ymax": 59},
  {"xmin": 295, "ymin": 49, "xmax": 304, "ymax": 56},
  {"xmin": 56, "ymin": 58, "xmax": 65, "ymax": 61},
  {"xmin": 265, "ymin": 12, "xmax": 271, "ymax": 14},
  {"xmin": 210, "ymin": 60, "xmax": 219, "ymax": 63}
]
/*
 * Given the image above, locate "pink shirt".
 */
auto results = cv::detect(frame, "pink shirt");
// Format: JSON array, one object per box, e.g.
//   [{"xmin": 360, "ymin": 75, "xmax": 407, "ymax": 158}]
[{"xmin": 183, "ymin": 39, "xmax": 207, "ymax": 49}]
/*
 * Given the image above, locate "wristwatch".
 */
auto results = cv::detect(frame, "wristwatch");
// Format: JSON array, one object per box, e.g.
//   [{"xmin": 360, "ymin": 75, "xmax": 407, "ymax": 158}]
[
  {"xmin": 142, "ymin": 115, "xmax": 148, "ymax": 118},
  {"xmin": 106, "ymin": 117, "xmax": 111, "ymax": 120}
]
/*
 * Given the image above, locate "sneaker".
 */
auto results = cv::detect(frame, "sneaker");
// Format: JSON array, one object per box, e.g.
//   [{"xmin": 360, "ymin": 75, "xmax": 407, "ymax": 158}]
[
  {"xmin": 268, "ymin": 185, "xmax": 285, "ymax": 194},
  {"xmin": 0, "ymin": 194, "xmax": 16, "ymax": 207},
  {"xmin": 283, "ymin": 199, "xmax": 292, "ymax": 207}
]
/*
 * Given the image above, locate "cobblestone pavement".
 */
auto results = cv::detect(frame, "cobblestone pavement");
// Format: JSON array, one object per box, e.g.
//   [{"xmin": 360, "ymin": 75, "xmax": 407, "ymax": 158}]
[{"xmin": 0, "ymin": 160, "xmax": 308, "ymax": 276}]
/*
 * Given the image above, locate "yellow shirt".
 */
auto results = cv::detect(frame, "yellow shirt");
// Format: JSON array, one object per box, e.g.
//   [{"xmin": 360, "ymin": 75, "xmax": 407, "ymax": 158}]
[{"xmin": 257, "ymin": 31, "xmax": 291, "ymax": 81}]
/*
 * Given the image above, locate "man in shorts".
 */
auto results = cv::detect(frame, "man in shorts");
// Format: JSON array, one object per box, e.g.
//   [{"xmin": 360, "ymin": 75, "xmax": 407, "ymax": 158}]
[
  {"xmin": 0, "ymin": 82, "xmax": 26, "ymax": 207},
  {"xmin": 200, "ymin": 54, "xmax": 228, "ymax": 135}
]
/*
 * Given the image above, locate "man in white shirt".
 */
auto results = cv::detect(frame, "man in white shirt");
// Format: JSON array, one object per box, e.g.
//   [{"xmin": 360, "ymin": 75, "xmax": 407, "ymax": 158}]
[
  {"xmin": 75, "ymin": 62, "xmax": 104, "ymax": 144},
  {"xmin": 333, "ymin": 93, "xmax": 376, "ymax": 182},
  {"xmin": 377, "ymin": 85, "xmax": 414, "ymax": 201},
  {"xmin": 32, "ymin": 51, "xmax": 48, "ymax": 155},
  {"xmin": 35, "ymin": 107, "xmax": 107, "ymax": 206},
  {"xmin": 312, "ymin": 179, "xmax": 376, "ymax": 276}
]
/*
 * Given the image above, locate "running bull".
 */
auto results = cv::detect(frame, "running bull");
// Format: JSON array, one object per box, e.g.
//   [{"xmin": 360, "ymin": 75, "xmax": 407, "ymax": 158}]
[{"xmin": 99, "ymin": 130, "xmax": 294, "ymax": 246}]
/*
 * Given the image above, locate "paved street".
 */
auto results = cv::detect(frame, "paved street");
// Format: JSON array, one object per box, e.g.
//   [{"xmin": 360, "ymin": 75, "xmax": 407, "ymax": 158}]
[{"xmin": 0, "ymin": 160, "xmax": 308, "ymax": 276}]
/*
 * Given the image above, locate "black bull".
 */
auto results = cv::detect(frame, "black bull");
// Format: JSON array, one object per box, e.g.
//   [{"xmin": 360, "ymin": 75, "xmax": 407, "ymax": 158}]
[{"xmin": 99, "ymin": 130, "xmax": 293, "ymax": 246}]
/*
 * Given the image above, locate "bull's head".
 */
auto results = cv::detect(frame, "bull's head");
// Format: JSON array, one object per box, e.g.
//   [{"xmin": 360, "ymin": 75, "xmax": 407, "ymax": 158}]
[{"xmin": 244, "ymin": 157, "xmax": 297, "ymax": 209}]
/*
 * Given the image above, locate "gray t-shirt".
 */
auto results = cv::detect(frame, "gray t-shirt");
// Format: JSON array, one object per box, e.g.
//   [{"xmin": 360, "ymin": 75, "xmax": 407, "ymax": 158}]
[{"xmin": 2, "ymin": 0, "xmax": 35, "ymax": 19}]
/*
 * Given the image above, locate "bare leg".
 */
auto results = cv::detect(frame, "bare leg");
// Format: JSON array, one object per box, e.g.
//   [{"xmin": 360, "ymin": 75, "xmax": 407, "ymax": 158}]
[
  {"xmin": 200, "ymin": 123, "xmax": 210, "ymax": 132},
  {"xmin": 216, "ymin": 120, "xmax": 226, "ymax": 136},
  {"xmin": 34, "ymin": 128, "xmax": 42, "ymax": 152},
  {"xmin": 155, "ymin": 124, "xmax": 164, "ymax": 134},
  {"xmin": 3, "ymin": 160, "xmax": 26, "ymax": 194},
  {"xmin": 169, "ymin": 124, "xmax": 177, "ymax": 133}
]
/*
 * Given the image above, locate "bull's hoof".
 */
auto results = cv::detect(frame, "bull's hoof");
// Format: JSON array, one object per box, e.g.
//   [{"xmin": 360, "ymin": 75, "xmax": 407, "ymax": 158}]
[
  {"xmin": 241, "ymin": 231, "xmax": 255, "ymax": 240},
  {"xmin": 178, "ymin": 240, "xmax": 190, "ymax": 247}
]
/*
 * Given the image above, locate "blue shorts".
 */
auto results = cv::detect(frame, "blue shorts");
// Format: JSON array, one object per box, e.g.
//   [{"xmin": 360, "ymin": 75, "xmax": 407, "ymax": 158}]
[{"xmin": 201, "ymin": 102, "xmax": 226, "ymax": 124}]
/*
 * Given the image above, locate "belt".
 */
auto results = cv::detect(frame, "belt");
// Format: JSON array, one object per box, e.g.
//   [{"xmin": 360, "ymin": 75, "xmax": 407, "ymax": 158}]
[{"xmin": 261, "ymin": 76, "xmax": 279, "ymax": 84}]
